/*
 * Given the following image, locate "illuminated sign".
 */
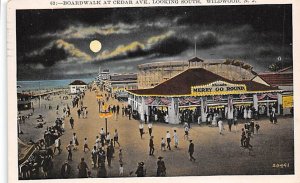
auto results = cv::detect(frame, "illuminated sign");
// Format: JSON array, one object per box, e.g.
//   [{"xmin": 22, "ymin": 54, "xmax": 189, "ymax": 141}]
[
  {"xmin": 282, "ymin": 95, "xmax": 293, "ymax": 108},
  {"xmin": 191, "ymin": 81, "xmax": 247, "ymax": 96}
]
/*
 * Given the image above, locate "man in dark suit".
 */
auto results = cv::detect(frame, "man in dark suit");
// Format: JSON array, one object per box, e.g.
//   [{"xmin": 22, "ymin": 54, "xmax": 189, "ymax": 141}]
[
  {"xmin": 149, "ymin": 136, "xmax": 154, "ymax": 155},
  {"xmin": 106, "ymin": 145, "xmax": 113, "ymax": 167},
  {"xmin": 188, "ymin": 140, "xmax": 196, "ymax": 162},
  {"xmin": 77, "ymin": 158, "xmax": 89, "ymax": 178},
  {"xmin": 60, "ymin": 160, "xmax": 71, "ymax": 178}
]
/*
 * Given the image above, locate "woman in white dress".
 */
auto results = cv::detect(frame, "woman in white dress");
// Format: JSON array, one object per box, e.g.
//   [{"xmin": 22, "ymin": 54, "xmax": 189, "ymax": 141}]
[
  {"xmin": 243, "ymin": 108, "xmax": 248, "ymax": 119},
  {"xmin": 218, "ymin": 119, "xmax": 223, "ymax": 134},
  {"xmin": 212, "ymin": 113, "xmax": 218, "ymax": 126},
  {"xmin": 173, "ymin": 130, "xmax": 179, "ymax": 148},
  {"xmin": 165, "ymin": 114, "xmax": 169, "ymax": 123},
  {"xmin": 247, "ymin": 108, "xmax": 252, "ymax": 119}
]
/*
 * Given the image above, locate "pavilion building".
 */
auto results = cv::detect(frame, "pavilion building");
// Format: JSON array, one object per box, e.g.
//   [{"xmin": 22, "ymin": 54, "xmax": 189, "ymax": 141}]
[{"xmin": 127, "ymin": 68, "xmax": 282, "ymax": 124}]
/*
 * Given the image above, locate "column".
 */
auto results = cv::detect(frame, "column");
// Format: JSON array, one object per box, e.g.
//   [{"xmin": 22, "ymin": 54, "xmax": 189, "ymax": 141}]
[
  {"xmin": 140, "ymin": 97, "xmax": 145, "ymax": 121},
  {"xmin": 200, "ymin": 97, "xmax": 206, "ymax": 123},
  {"xmin": 277, "ymin": 93, "xmax": 282, "ymax": 115},
  {"xmin": 253, "ymin": 94, "xmax": 258, "ymax": 111},
  {"xmin": 168, "ymin": 98, "xmax": 179, "ymax": 124},
  {"xmin": 266, "ymin": 96, "xmax": 270, "ymax": 116},
  {"xmin": 227, "ymin": 96, "xmax": 233, "ymax": 120}
]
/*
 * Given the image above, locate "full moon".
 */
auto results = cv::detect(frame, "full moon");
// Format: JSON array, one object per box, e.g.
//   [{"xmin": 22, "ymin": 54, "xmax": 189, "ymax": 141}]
[{"xmin": 90, "ymin": 40, "xmax": 102, "ymax": 53}]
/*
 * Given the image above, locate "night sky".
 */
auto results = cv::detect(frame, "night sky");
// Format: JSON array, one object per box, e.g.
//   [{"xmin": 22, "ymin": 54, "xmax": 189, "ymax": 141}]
[{"xmin": 16, "ymin": 5, "xmax": 292, "ymax": 80}]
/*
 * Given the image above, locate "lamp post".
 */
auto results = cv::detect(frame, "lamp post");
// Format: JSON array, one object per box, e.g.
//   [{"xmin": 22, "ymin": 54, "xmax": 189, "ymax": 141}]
[{"xmin": 99, "ymin": 103, "xmax": 113, "ymax": 135}]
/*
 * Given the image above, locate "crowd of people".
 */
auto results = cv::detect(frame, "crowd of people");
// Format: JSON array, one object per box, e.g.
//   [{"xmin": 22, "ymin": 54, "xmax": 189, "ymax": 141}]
[{"xmin": 18, "ymin": 83, "xmax": 283, "ymax": 179}]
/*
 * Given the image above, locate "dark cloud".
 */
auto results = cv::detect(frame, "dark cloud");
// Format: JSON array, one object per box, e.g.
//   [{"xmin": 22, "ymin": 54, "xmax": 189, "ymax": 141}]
[
  {"xmin": 196, "ymin": 32, "xmax": 220, "ymax": 49},
  {"xmin": 149, "ymin": 36, "xmax": 191, "ymax": 56},
  {"xmin": 21, "ymin": 44, "xmax": 69, "ymax": 67},
  {"xmin": 16, "ymin": 5, "xmax": 293, "ymax": 80}
]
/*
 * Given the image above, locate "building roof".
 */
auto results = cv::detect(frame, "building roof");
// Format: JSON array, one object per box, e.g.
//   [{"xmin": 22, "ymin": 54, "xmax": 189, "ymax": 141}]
[
  {"xmin": 69, "ymin": 80, "xmax": 87, "ymax": 85},
  {"xmin": 259, "ymin": 67, "xmax": 293, "ymax": 86},
  {"xmin": 188, "ymin": 57, "xmax": 204, "ymax": 62},
  {"xmin": 128, "ymin": 68, "xmax": 280, "ymax": 96},
  {"xmin": 277, "ymin": 66, "xmax": 293, "ymax": 73}
]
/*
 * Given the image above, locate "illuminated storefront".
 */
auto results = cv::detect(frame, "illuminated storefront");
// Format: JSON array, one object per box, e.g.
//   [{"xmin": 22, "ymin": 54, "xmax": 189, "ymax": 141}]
[{"xmin": 127, "ymin": 68, "xmax": 282, "ymax": 124}]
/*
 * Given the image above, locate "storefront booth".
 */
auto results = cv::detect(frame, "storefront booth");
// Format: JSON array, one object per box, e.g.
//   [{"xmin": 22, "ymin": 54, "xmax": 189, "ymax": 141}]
[{"xmin": 127, "ymin": 68, "xmax": 282, "ymax": 124}]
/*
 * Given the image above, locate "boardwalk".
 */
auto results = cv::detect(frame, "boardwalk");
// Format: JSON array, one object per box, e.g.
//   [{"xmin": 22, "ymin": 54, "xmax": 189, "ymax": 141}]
[{"xmin": 28, "ymin": 89, "xmax": 294, "ymax": 178}]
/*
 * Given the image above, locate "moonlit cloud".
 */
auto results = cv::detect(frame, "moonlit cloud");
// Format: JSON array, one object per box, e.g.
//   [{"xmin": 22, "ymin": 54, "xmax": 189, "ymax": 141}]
[
  {"xmin": 98, "ymin": 41, "xmax": 146, "ymax": 60},
  {"xmin": 24, "ymin": 39, "xmax": 92, "ymax": 66},
  {"xmin": 96, "ymin": 31, "xmax": 183, "ymax": 60},
  {"xmin": 33, "ymin": 23, "xmax": 140, "ymax": 39}
]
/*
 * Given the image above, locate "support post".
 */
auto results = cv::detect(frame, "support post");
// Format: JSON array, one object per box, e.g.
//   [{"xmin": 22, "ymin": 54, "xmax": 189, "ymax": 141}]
[
  {"xmin": 105, "ymin": 118, "xmax": 108, "ymax": 136},
  {"xmin": 253, "ymin": 94, "xmax": 258, "ymax": 111}
]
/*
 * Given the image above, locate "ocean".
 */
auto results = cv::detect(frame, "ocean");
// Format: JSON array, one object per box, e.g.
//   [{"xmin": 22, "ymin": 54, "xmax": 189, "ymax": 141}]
[{"xmin": 17, "ymin": 78, "xmax": 93, "ymax": 91}]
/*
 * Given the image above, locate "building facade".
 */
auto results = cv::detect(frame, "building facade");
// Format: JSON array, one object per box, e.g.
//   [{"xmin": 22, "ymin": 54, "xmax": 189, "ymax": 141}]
[
  {"xmin": 69, "ymin": 80, "xmax": 88, "ymax": 94},
  {"xmin": 259, "ymin": 66, "xmax": 293, "ymax": 115},
  {"xmin": 137, "ymin": 57, "xmax": 258, "ymax": 89},
  {"xmin": 128, "ymin": 68, "xmax": 282, "ymax": 124}
]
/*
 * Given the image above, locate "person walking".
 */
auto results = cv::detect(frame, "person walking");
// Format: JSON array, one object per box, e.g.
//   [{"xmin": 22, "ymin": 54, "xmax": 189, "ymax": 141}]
[
  {"xmin": 106, "ymin": 145, "xmax": 113, "ymax": 167},
  {"xmin": 72, "ymin": 133, "xmax": 79, "ymax": 150},
  {"xmin": 77, "ymin": 157, "xmax": 89, "ymax": 178},
  {"xmin": 95, "ymin": 136, "xmax": 101, "ymax": 150},
  {"xmin": 117, "ymin": 105, "xmax": 120, "ymax": 115},
  {"xmin": 149, "ymin": 136, "xmax": 155, "ymax": 156},
  {"xmin": 144, "ymin": 113, "xmax": 148, "ymax": 124},
  {"xmin": 161, "ymin": 138, "xmax": 166, "ymax": 151},
  {"xmin": 106, "ymin": 132, "xmax": 111, "ymax": 145},
  {"xmin": 91, "ymin": 146, "xmax": 98, "ymax": 168},
  {"xmin": 240, "ymin": 128, "xmax": 246, "ymax": 147},
  {"xmin": 122, "ymin": 106, "xmax": 125, "ymax": 116},
  {"xmin": 233, "ymin": 108, "xmax": 238, "ymax": 132},
  {"xmin": 184, "ymin": 126, "xmax": 189, "ymax": 140},
  {"xmin": 83, "ymin": 138, "xmax": 90, "ymax": 152},
  {"xmin": 148, "ymin": 123, "xmax": 152, "ymax": 137},
  {"xmin": 218, "ymin": 119, "xmax": 223, "ymax": 135},
  {"xmin": 156, "ymin": 156, "xmax": 166, "ymax": 177},
  {"xmin": 244, "ymin": 133, "xmax": 253, "ymax": 149},
  {"xmin": 69, "ymin": 117, "xmax": 74, "ymax": 129},
  {"xmin": 173, "ymin": 130, "xmax": 179, "ymax": 148},
  {"xmin": 54, "ymin": 137, "xmax": 62, "ymax": 155},
  {"xmin": 77, "ymin": 109, "xmax": 81, "ymax": 118},
  {"xmin": 188, "ymin": 140, "xmax": 196, "ymax": 162},
  {"xmin": 100, "ymin": 128, "xmax": 105, "ymax": 146},
  {"xmin": 166, "ymin": 131, "xmax": 171, "ymax": 150},
  {"xmin": 128, "ymin": 110, "xmax": 132, "ymax": 120},
  {"xmin": 119, "ymin": 163, "xmax": 124, "ymax": 176},
  {"xmin": 119, "ymin": 148, "xmax": 123, "ymax": 164},
  {"xmin": 139, "ymin": 123, "xmax": 144, "ymax": 139},
  {"xmin": 66, "ymin": 141, "xmax": 73, "ymax": 161},
  {"xmin": 255, "ymin": 123, "xmax": 260, "ymax": 134},
  {"xmin": 42, "ymin": 155, "xmax": 52, "ymax": 178},
  {"xmin": 97, "ymin": 147, "xmax": 106, "ymax": 168},
  {"xmin": 114, "ymin": 129, "xmax": 120, "ymax": 147},
  {"xmin": 135, "ymin": 162, "xmax": 146, "ymax": 177},
  {"xmin": 250, "ymin": 119, "xmax": 255, "ymax": 134},
  {"xmin": 60, "ymin": 160, "xmax": 71, "ymax": 178}
]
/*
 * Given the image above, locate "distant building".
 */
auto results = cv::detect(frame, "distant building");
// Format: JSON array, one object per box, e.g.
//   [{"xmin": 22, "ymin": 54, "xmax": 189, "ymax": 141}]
[
  {"xmin": 103, "ymin": 73, "xmax": 138, "ymax": 94},
  {"xmin": 259, "ymin": 66, "xmax": 293, "ymax": 115},
  {"xmin": 137, "ymin": 57, "xmax": 259, "ymax": 89},
  {"xmin": 17, "ymin": 93, "xmax": 32, "ymax": 111},
  {"xmin": 259, "ymin": 66, "xmax": 293, "ymax": 91},
  {"xmin": 69, "ymin": 80, "xmax": 88, "ymax": 94},
  {"xmin": 97, "ymin": 69, "xmax": 110, "ymax": 82}
]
